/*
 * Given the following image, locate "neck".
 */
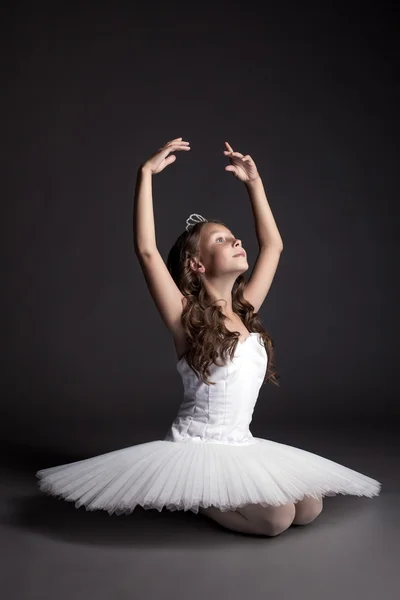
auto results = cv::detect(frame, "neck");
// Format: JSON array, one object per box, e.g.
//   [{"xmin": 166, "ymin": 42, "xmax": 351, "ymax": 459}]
[{"xmin": 202, "ymin": 277, "xmax": 237, "ymax": 318}]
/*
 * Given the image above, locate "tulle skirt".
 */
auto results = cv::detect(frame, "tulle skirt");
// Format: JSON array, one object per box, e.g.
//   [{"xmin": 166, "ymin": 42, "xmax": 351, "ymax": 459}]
[{"xmin": 35, "ymin": 437, "xmax": 381, "ymax": 515}]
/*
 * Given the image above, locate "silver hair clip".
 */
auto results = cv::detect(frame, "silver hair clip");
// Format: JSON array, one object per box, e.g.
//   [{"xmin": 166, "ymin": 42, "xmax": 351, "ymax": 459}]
[{"xmin": 185, "ymin": 213, "xmax": 208, "ymax": 232}]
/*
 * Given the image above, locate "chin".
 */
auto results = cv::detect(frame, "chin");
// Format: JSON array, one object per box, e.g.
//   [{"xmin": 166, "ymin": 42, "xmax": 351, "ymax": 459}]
[{"xmin": 236, "ymin": 264, "xmax": 249, "ymax": 274}]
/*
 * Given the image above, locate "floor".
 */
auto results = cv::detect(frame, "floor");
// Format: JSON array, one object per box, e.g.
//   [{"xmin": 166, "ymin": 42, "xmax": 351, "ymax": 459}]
[{"xmin": 1, "ymin": 422, "xmax": 398, "ymax": 600}]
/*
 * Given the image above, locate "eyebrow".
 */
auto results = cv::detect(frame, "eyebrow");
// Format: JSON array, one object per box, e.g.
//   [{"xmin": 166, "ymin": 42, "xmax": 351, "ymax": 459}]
[{"xmin": 208, "ymin": 229, "xmax": 233, "ymax": 237}]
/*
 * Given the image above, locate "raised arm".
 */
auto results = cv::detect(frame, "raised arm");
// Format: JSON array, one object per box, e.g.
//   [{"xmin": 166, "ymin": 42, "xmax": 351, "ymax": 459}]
[
  {"xmin": 133, "ymin": 138, "xmax": 190, "ymax": 254},
  {"xmin": 133, "ymin": 166, "xmax": 157, "ymax": 256},
  {"xmin": 132, "ymin": 139, "xmax": 191, "ymax": 341},
  {"xmin": 224, "ymin": 142, "xmax": 283, "ymax": 312}
]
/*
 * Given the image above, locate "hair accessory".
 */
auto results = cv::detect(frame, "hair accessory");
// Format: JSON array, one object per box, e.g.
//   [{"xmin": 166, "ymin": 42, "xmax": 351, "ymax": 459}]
[{"xmin": 185, "ymin": 213, "xmax": 208, "ymax": 232}]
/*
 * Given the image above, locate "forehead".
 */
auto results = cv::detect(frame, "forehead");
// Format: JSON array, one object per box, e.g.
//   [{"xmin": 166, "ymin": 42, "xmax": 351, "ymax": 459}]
[{"xmin": 206, "ymin": 226, "xmax": 233, "ymax": 237}]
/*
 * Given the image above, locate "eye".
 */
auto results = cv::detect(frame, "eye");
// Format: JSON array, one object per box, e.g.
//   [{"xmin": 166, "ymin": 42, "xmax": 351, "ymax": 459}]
[{"xmin": 216, "ymin": 236, "xmax": 225, "ymax": 242}]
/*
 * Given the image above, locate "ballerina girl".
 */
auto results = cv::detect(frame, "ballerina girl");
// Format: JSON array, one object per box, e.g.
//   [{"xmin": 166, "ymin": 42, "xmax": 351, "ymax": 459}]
[{"xmin": 36, "ymin": 137, "xmax": 381, "ymax": 537}]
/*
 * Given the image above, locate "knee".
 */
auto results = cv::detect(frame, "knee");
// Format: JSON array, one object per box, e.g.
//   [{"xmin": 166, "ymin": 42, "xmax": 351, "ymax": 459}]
[
  {"xmin": 293, "ymin": 496, "xmax": 323, "ymax": 525},
  {"xmin": 257, "ymin": 503, "xmax": 296, "ymax": 537}
]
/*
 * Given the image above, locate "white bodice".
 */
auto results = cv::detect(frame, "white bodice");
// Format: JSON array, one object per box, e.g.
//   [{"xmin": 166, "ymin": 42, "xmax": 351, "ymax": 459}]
[{"xmin": 163, "ymin": 333, "xmax": 268, "ymax": 446}]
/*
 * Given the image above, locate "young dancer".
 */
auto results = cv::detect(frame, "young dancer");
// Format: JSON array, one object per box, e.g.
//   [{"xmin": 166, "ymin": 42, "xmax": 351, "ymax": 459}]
[{"xmin": 36, "ymin": 137, "xmax": 381, "ymax": 537}]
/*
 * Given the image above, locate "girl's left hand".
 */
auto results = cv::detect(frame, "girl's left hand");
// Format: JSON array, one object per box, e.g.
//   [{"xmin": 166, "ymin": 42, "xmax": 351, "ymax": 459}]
[{"xmin": 223, "ymin": 142, "xmax": 260, "ymax": 183}]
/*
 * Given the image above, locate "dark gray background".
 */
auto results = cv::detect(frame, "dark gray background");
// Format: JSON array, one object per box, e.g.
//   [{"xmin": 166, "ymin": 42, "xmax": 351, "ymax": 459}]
[
  {"xmin": 1, "ymin": 2, "xmax": 399, "ymax": 600},
  {"xmin": 1, "ymin": 2, "xmax": 398, "ymax": 454}
]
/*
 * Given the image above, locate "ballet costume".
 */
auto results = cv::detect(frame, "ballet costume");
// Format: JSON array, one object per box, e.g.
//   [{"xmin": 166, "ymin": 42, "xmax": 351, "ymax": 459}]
[{"xmin": 36, "ymin": 332, "xmax": 381, "ymax": 515}]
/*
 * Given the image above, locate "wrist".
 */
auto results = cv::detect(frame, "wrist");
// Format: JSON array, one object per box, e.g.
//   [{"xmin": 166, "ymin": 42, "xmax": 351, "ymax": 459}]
[
  {"xmin": 139, "ymin": 164, "xmax": 153, "ymax": 176},
  {"xmin": 245, "ymin": 175, "xmax": 262, "ymax": 186}
]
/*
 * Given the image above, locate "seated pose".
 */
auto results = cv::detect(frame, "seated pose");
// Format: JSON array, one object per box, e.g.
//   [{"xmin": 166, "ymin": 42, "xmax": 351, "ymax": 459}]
[{"xmin": 36, "ymin": 138, "xmax": 381, "ymax": 537}]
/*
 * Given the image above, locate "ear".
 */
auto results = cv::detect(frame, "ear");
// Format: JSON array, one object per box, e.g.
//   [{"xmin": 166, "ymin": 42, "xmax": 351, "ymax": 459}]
[
  {"xmin": 189, "ymin": 256, "xmax": 204, "ymax": 274},
  {"xmin": 189, "ymin": 257, "xmax": 201, "ymax": 273}
]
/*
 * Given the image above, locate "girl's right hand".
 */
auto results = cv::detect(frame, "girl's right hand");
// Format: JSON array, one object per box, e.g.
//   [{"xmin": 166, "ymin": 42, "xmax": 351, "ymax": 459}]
[{"xmin": 141, "ymin": 137, "xmax": 190, "ymax": 175}]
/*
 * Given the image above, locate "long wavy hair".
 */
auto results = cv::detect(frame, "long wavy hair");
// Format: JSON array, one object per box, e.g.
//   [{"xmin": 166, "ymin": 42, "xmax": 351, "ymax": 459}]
[{"xmin": 166, "ymin": 219, "xmax": 280, "ymax": 387}]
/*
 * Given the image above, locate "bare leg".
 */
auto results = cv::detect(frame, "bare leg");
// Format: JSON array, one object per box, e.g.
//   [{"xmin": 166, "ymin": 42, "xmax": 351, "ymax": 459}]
[
  {"xmin": 292, "ymin": 496, "xmax": 323, "ymax": 525},
  {"xmin": 237, "ymin": 502, "xmax": 296, "ymax": 536},
  {"xmin": 199, "ymin": 502, "xmax": 296, "ymax": 536},
  {"xmin": 198, "ymin": 506, "xmax": 269, "ymax": 535}
]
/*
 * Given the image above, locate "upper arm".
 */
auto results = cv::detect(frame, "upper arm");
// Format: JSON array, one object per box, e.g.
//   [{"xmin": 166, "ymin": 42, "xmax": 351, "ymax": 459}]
[
  {"xmin": 135, "ymin": 249, "xmax": 185, "ymax": 337},
  {"xmin": 242, "ymin": 245, "xmax": 283, "ymax": 313}
]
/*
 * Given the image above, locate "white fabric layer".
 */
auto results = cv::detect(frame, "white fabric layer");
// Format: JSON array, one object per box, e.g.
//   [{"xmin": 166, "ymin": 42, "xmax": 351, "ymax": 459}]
[{"xmin": 36, "ymin": 333, "xmax": 381, "ymax": 514}]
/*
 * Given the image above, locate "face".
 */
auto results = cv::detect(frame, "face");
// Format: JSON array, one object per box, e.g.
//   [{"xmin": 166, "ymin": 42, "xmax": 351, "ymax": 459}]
[{"xmin": 193, "ymin": 224, "xmax": 248, "ymax": 276}]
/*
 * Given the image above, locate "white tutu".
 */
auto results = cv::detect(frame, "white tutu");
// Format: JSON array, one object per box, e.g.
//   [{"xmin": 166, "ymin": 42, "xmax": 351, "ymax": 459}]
[
  {"xmin": 36, "ymin": 334, "xmax": 381, "ymax": 514},
  {"xmin": 36, "ymin": 436, "xmax": 381, "ymax": 515}
]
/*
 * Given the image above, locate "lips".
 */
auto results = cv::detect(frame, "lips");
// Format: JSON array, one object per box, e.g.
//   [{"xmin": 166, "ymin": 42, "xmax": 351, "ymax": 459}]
[{"xmin": 233, "ymin": 251, "xmax": 246, "ymax": 258}]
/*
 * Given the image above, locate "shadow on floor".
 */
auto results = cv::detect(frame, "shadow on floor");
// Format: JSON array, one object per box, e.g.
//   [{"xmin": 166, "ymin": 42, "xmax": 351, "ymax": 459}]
[{"xmin": 1, "ymin": 486, "xmax": 372, "ymax": 549}]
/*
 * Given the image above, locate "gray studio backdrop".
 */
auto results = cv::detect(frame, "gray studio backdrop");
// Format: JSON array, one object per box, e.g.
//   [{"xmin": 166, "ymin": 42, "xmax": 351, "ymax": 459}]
[{"xmin": 1, "ymin": 2, "xmax": 397, "ymax": 461}]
